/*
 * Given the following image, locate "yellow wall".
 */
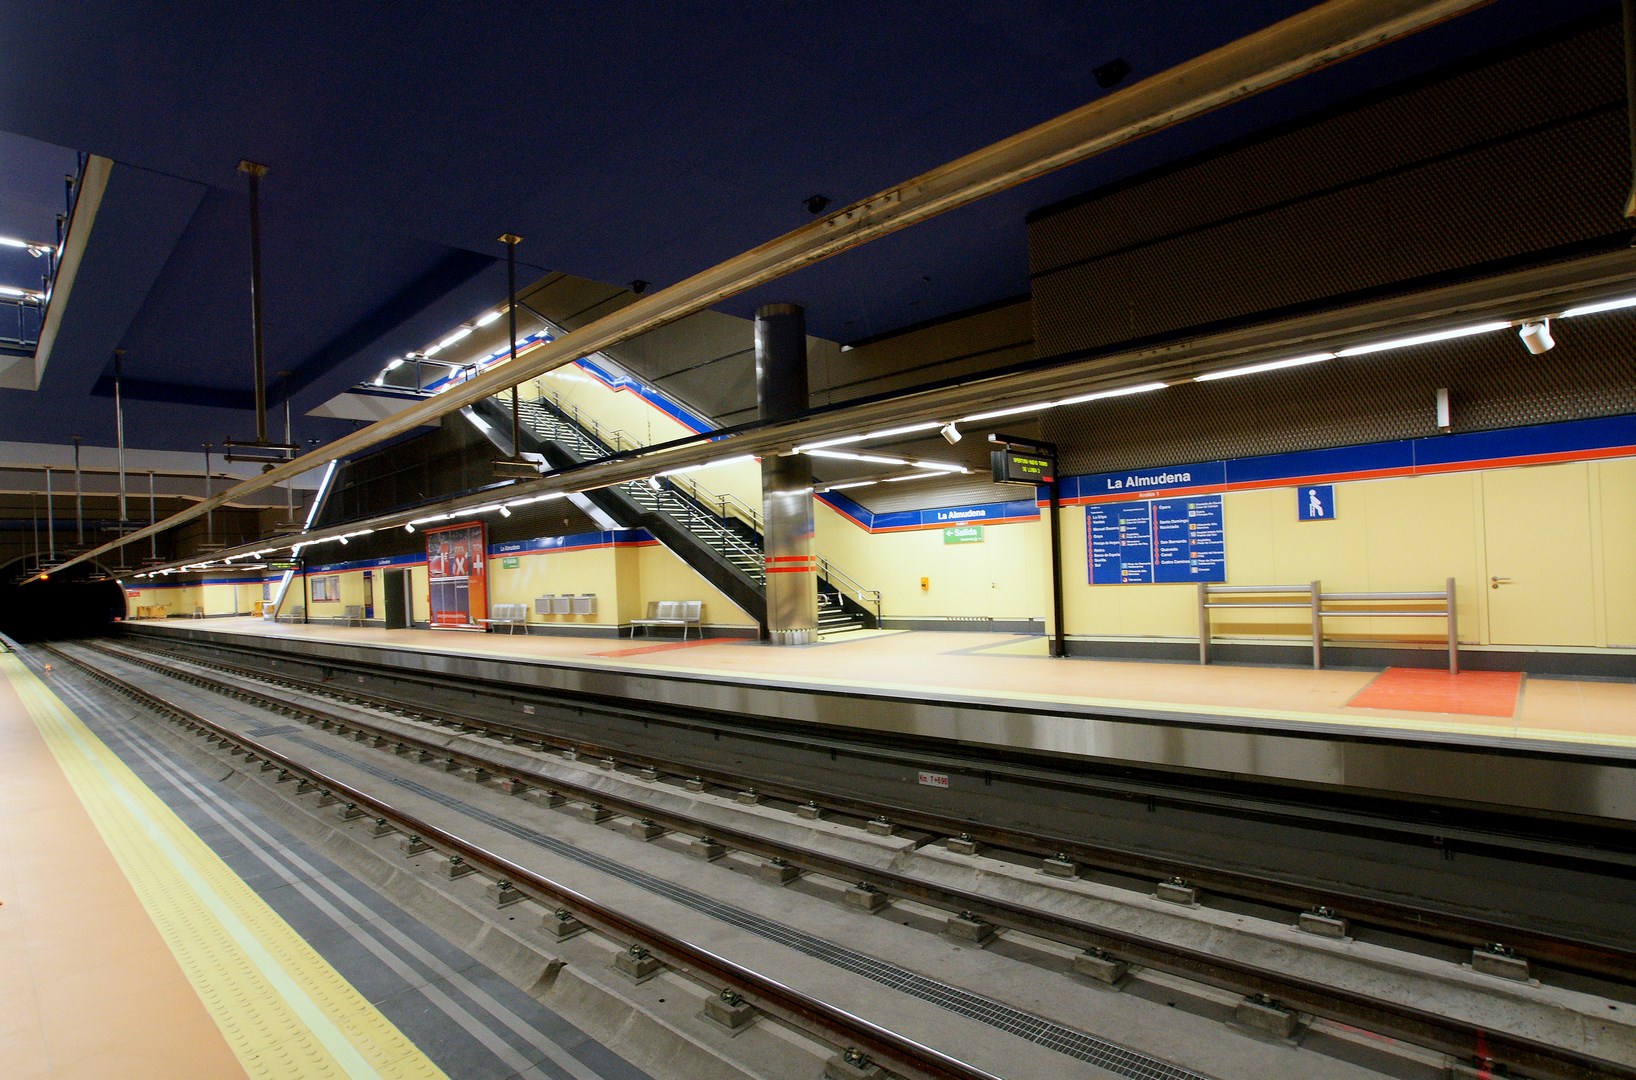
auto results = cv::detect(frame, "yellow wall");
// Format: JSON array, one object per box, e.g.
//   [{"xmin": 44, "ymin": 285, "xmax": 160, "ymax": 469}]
[
  {"xmin": 815, "ymin": 501, "xmax": 1048, "ymax": 623},
  {"xmin": 628, "ymin": 544, "xmax": 756, "ymax": 628},
  {"xmin": 1600, "ymin": 458, "xmax": 1636, "ymax": 647},
  {"xmin": 816, "ymin": 456, "xmax": 1635, "ymax": 652}
]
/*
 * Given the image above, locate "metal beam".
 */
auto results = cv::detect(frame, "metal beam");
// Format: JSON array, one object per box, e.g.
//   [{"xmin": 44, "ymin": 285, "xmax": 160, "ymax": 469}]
[{"xmin": 47, "ymin": 0, "xmax": 1491, "ymax": 580}]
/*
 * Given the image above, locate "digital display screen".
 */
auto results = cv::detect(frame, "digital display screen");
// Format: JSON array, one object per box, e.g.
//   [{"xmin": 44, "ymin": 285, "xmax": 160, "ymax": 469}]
[{"xmin": 991, "ymin": 448, "xmax": 1054, "ymax": 485}]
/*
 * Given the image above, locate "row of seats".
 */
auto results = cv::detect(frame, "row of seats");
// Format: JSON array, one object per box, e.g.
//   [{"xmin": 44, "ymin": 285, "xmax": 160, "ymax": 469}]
[{"xmin": 629, "ymin": 600, "xmax": 704, "ymax": 639}]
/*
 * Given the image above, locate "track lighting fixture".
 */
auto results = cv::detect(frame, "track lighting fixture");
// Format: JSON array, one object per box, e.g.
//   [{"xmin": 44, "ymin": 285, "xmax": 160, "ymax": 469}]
[
  {"xmin": 804, "ymin": 194, "xmax": 831, "ymax": 215},
  {"xmin": 404, "ymin": 523, "xmax": 415, "ymax": 533},
  {"xmin": 1517, "ymin": 319, "xmax": 1554, "ymax": 355},
  {"xmin": 940, "ymin": 422, "xmax": 962, "ymax": 444}
]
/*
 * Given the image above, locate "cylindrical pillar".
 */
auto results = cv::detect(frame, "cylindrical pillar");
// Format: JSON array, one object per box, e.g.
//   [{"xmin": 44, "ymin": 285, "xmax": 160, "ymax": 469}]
[{"xmin": 756, "ymin": 303, "xmax": 817, "ymax": 645}]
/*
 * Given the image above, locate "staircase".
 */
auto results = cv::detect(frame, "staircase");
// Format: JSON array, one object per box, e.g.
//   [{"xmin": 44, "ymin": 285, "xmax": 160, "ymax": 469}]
[{"xmin": 480, "ymin": 395, "xmax": 878, "ymax": 636}]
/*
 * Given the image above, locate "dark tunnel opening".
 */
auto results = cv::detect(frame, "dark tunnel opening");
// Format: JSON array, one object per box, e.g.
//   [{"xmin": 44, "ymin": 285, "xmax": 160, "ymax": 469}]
[{"xmin": 0, "ymin": 559, "xmax": 126, "ymax": 642}]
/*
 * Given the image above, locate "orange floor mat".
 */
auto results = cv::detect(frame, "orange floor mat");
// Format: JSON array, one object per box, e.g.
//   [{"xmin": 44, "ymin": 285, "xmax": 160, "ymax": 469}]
[{"xmin": 1347, "ymin": 667, "xmax": 1524, "ymax": 717}]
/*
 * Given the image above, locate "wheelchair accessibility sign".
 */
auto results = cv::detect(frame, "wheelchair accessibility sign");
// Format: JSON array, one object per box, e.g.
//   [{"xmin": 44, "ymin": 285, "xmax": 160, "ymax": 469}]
[{"xmin": 1298, "ymin": 484, "xmax": 1335, "ymax": 521}]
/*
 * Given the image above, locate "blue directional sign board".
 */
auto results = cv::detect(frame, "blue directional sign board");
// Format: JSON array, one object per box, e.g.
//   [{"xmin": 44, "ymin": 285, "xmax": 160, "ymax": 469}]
[
  {"xmin": 1088, "ymin": 496, "xmax": 1225, "ymax": 584},
  {"xmin": 1297, "ymin": 484, "xmax": 1335, "ymax": 521}
]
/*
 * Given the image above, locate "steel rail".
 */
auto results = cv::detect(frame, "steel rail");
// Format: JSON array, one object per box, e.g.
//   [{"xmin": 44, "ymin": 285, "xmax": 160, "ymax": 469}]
[
  {"xmin": 44, "ymin": 644, "xmax": 1000, "ymax": 1080},
  {"xmin": 98, "ymin": 636, "xmax": 1636, "ymax": 979},
  {"xmin": 67, "ymin": 640, "xmax": 1636, "ymax": 1080},
  {"xmin": 41, "ymin": 0, "xmax": 1493, "ymax": 582}
]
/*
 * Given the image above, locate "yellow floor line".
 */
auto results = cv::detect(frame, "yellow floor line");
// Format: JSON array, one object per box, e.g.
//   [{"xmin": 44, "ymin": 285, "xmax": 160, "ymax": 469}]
[{"xmin": 2, "ymin": 655, "xmax": 448, "ymax": 1080}]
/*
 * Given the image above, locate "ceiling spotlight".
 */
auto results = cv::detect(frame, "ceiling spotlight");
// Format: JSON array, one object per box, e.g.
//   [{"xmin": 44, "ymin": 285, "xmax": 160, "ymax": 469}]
[
  {"xmin": 1518, "ymin": 319, "xmax": 1554, "ymax": 355},
  {"xmin": 804, "ymin": 194, "xmax": 831, "ymax": 215},
  {"xmin": 940, "ymin": 422, "xmax": 961, "ymax": 445},
  {"xmin": 645, "ymin": 476, "xmax": 662, "ymax": 490},
  {"xmin": 404, "ymin": 523, "xmax": 415, "ymax": 533},
  {"xmin": 628, "ymin": 279, "xmax": 650, "ymax": 295},
  {"xmin": 337, "ymin": 535, "xmax": 348, "ymax": 545},
  {"xmin": 498, "ymin": 505, "xmax": 512, "ymax": 517}
]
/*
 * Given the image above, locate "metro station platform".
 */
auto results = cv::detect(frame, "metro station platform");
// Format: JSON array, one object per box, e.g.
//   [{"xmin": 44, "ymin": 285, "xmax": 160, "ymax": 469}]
[
  {"xmin": 125, "ymin": 617, "xmax": 1636, "ymax": 830},
  {"xmin": 136, "ymin": 616, "xmax": 1636, "ymax": 752}
]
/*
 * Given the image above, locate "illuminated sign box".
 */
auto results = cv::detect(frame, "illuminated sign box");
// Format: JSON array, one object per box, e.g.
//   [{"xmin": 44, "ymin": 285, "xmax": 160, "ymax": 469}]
[{"xmin": 990, "ymin": 449, "xmax": 1053, "ymax": 485}]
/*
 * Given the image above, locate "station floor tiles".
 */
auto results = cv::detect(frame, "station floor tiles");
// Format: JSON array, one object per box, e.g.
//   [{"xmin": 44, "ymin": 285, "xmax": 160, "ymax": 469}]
[
  {"xmin": 156, "ymin": 619, "xmax": 1636, "ymax": 752},
  {"xmin": 0, "ymin": 647, "xmax": 653, "ymax": 1080}
]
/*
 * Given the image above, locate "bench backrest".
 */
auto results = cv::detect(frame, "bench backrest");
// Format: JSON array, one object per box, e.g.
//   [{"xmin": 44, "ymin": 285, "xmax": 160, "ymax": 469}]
[
  {"xmin": 493, "ymin": 603, "xmax": 526, "ymax": 622},
  {"xmin": 344, "ymin": 604, "xmax": 363, "ymax": 619},
  {"xmin": 681, "ymin": 600, "xmax": 702, "ymax": 623},
  {"xmin": 655, "ymin": 600, "xmax": 681, "ymax": 620}
]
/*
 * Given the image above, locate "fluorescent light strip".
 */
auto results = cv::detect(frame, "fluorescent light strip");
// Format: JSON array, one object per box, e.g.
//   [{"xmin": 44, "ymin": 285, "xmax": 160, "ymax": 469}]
[
  {"xmin": 909, "ymin": 460, "xmax": 968, "ymax": 473},
  {"xmin": 795, "ymin": 421, "xmax": 942, "ymax": 452},
  {"xmin": 1561, "ymin": 295, "xmax": 1636, "ymax": 318},
  {"xmin": 819, "ymin": 480, "xmax": 877, "ymax": 492},
  {"xmin": 803, "ymin": 449, "xmax": 911, "ymax": 466},
  {"xmin": 655, "ymin": 454, "xmax": 757, "ymax": 477},
  {"xmin": 1195, "ymin": 353, "xmax": 1334, "ymax": 382},
  {"xmin": 438, "ymin": 327, "xmax": 473, "ymax": 349},
  {"xmin": 958, "ymin": 400, "xmax": 1052, "ymax": 423},
  {"xmin": 475, "ymin": 310, "xmax": 503, "ymax": 327},
  {"xmin": 1053, "ymin": 381, "xmax": 1168, "ymax": 405},
  {"xmin": 884, "ymin": 473, "xmax": 935, "ymax": 483},
  {"xmin": 1335, "ymin": 321, "xmax": 1510, "ymax": 357},
  {"xmin": 303, "ymin": 461, "xmax": 338, "ymax": 530}
]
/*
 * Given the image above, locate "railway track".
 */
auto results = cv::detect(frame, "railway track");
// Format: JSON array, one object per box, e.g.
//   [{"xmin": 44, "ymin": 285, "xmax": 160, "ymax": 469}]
[{"xmin": 51, "ymin": 637, "xmax": 1636, "ymax": 1080}]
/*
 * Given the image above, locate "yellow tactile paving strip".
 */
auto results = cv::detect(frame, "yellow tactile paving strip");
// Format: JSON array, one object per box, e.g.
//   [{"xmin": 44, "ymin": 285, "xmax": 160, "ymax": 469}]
[
  {"xmin": 0, "ymin": 653, "xmax": 448, "ymax": 1080},
  {"xmin": 191, "ymin": 618, "xmax": 1636, "ymax": 751}
]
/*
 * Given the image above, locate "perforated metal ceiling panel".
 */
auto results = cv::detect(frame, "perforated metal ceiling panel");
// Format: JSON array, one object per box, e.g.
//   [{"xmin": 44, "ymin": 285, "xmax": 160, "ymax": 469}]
[
  {"xmin": 1043, "ymin": 311, "xmax": 1636, "ymax": 476},
  {"xmin": 1028, "ymin": 17, "xmax": 1630, "ymax": 361}
]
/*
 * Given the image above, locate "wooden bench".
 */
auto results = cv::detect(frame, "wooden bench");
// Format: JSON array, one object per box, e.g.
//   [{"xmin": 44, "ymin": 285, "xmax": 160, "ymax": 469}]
[
  {"xmin": 480, "ymin": 603, "xmax": 530, "ymax": 634},
  {"xmin": 275, "ymin": 604, "xmax": 305, "ymax": 624},
  {"xmin": 629, "ymin": 600, "xmax": 702, "ymax": 640}
]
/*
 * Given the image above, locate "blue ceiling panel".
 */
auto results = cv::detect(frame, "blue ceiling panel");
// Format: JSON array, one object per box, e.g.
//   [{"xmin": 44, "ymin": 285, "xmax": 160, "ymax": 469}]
[{"xmin": 0, "ymin": 0, "xmax": 1615, "ymax": 455}]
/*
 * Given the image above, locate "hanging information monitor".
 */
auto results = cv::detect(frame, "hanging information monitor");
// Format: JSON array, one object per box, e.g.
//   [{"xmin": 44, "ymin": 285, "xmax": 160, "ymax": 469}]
[{"xmin": 991, "ymin": 448, "xmax": 1054, "ymax": 486}]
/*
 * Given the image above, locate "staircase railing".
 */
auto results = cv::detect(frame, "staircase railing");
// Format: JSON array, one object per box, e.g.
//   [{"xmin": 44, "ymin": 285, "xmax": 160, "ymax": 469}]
[
  {"xmin": 505, "ymin": 389, "xmax": 884, "ymax": 624},
  {"xmin": 818, "ymin": 558, "xmax": 882, "ymax": 625}
]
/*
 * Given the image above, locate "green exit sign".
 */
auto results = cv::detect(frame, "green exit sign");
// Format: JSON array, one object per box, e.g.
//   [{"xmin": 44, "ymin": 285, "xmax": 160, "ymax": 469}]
[
  {"xmin": 501, "ymin": 556, "xmax": 520, "ymax": 569},
  {"xmin": 944, "ymin": 525, "xmax": 984, "ymax": 544}
]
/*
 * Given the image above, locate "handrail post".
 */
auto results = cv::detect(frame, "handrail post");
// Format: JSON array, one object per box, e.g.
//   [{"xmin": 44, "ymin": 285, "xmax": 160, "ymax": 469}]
[
  {"xmin": 1446, "ymin": 576, "xmax": 1459, "ymax": 675},
  {"xmin": 1310, "ymin": 579, "xmax": 1323, "ymax": 669},
  {"xmin": 1198, "ymin": 583, "xmax": 1210, "ymax": 665}
]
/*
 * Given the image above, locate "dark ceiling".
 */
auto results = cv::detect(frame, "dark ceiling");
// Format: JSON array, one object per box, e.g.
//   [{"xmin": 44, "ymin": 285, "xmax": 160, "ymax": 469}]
[{"xmin": 0, "ymin": 0, "xmax": 1610, "ymax": 454}]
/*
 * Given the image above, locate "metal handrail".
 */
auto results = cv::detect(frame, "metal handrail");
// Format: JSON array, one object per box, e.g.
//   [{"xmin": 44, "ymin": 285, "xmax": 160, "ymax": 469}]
[
  {"xmin": 817, "ymin": 558, "xmax": 883, "ymax": 624},
  {"xmin": 1198, "ymin": 579, "xmax": 1458, "ymax": 673}
]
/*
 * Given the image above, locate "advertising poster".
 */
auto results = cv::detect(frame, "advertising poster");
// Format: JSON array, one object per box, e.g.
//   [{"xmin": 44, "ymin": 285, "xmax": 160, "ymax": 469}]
[{"xmin": 425, "ymin": 521, "xmax": 487, "ymax": 628}]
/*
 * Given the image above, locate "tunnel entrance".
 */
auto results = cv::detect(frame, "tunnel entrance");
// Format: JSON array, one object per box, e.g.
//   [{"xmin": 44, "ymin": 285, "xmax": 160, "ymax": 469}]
[{"xmin": 0, "ymin": 558, "xmax": 126, "ymax": 642}]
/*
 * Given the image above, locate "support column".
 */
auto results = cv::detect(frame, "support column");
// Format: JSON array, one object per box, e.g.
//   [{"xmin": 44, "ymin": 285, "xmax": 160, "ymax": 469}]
[{"xmin": 756, "ymin": 303, "xmax": 817, "ymax": 645}]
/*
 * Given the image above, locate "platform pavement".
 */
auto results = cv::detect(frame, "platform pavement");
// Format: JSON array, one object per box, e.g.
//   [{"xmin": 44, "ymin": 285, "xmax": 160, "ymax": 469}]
[{"xmin": 132, "ymin": 617, "xmax": 1636, "ymax": 753}]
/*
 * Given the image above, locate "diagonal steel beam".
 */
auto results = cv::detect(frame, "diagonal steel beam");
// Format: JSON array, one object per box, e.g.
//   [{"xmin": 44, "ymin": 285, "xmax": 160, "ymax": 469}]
[{"xmin": 44, "ymin": 0, "xmax": 1492, "ymax": 581}]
